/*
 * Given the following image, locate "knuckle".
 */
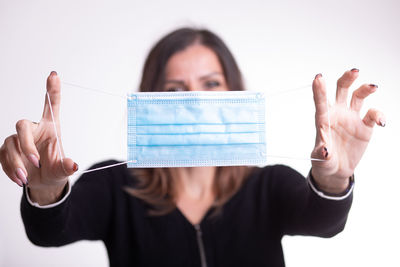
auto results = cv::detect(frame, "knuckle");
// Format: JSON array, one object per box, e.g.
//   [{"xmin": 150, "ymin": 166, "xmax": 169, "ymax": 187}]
[
  {"xmin": 4, "ymin": 135, "xmax": 21, "ymax": 155},
  {"xmin": 368, "ymin": 108, "xmax": 378, "ymax": 114},
  {"xmin": 336, "ymin": 78, "xmax": 345, "ymax": 88},
  {"xmin": 15, "ymin": 119, "xmax": 29, "ymax": 132},
  {"xmin": 4, "ymin": 134, "xmax": 18, "ymax": 147},
  {"xmin": 1, "ymin": 164, "xmax": 11, "ymax": 177},
  {"xmin": 337, "ymin": 74, "xmax": 354, "ymax": 88},
  {"xmin": 0, "ymin": 146, "xmax": 4, "ymax": 162},
  {"xmin": 319, "ymin": 123, "xmax": 329, "ymax": 132},
  {"xmin": 0, "ymin": 153, "xmax": 13, "ymax": 175},
  {"xmin": 42, "ymin": 138, "xmax": 53, "ymax": 148},
  {"xmin": 0, "ymin": 135, "xmax": 21, "ymax": 167},
  {"xmin": 352, "ymin": 90, "xmax": 361, "ymax": 98}
]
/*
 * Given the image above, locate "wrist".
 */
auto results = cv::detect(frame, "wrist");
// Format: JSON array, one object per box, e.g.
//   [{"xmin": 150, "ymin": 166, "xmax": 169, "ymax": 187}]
[
  {"xmin": 309, "ymin": 168, "xmax": 354, "ymax": 197},
  {"xmin": 311, "ymin": 169, "xmax": 352, "ymax": 194},
  {"xmin": 28, "ymin": 181, "xmax": 68, "ymax": 206}
]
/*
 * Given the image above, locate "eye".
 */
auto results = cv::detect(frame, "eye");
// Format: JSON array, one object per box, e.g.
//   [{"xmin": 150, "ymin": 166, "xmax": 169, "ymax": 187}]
[
  {"xmin": 203, "ymin": 80, "xmax": 221, "ymax": 90},
  {"xmin": 165, "ymin": 86, "xmax": 186, "ymax": 92}
]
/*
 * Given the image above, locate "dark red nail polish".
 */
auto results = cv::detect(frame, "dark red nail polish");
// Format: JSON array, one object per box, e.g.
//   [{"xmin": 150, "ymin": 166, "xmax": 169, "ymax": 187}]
[
  {"xmin": 73, "ymin": 163, "xmax": 79, "ymax": 172},
  {"xmin": 351, "ymin": 68, "xmax": 359, "ymax": 72},
  {"xmin": 323, "ymin": 147, "xmax": 329, "ymax": 158},
  {"xmin": 50, "ymin": 71, "xmax": 57, "ymax": 76},
  {"xmin": 38, "ymin": 160, "xmax": 41, "ymax": 168},
  {"xmin": 369, "ymin": 84, "xmax": 378, "ymax": 88},
  {"xmin": 315, "ymin": 73, "xmax": 322, "ymax": 79}
]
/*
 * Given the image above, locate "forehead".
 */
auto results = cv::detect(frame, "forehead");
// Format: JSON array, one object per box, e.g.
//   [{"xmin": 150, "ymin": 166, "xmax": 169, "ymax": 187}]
[{"xmin": 165, "ymin": 44, "xmax": 223, "ymax": 78}]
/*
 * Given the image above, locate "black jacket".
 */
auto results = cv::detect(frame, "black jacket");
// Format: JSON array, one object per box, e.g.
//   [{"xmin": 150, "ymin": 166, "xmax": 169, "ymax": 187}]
[{"xmin": 21, "ymin": 161, "xmax": 352, "ymax": 267}]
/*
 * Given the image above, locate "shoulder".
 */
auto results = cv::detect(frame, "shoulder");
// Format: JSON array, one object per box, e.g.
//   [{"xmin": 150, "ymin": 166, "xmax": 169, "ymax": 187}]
[
  {"xmin": 246, "ymin": 165, "xmax": 305, "ymax": 188},
  {"xmin": 240, "ymin": 165, "xmax": 306, "ymax": 200}
]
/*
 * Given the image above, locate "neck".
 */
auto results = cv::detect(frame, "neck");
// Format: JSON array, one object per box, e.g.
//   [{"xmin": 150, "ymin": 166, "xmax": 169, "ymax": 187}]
[{"xmin": 172, "ymin": 167, "xmax": 216, "ymax": 200}]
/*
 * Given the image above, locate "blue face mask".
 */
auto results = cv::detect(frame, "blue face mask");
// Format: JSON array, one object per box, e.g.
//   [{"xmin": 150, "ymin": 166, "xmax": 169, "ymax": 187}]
[{"xmin": 127, "ymin": 91, "xmax": 266, "ymax": 167}]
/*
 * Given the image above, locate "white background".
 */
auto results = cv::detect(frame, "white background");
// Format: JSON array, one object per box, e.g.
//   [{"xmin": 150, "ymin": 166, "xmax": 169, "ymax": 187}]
[{"xmin": 1, "ymin": 0, "xmax": 399, "ymax": 266}]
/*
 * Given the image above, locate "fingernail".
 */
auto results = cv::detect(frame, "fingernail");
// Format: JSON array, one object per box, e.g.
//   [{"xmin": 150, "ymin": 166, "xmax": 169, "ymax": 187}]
[
  {"xmin": 379, "ymin": 119, "xmax": 386, "ymax": 127},
  {"xmin": 16, "ymin": 168, "xmax": 28, "ymax": 184},
  {"xmin": 16, "ymin": 179, "xmax": 23, "ymax": 187},
  {"xmin": 28, "ymin": 154, "xmax": 40, "ymax": 168},
  {"xmin": 315, "ymin": 73, "xmax": 322, "ymax": 79},
  {"xmin": 73, "ymin": 162, "xmax": 79, "ymax": 172},
  {"xmin": 50, "ymin": 71, "xmax": 57, "ymax": 76},
  {"xmin": 369, "ymin": 84, "xmax": 378, "ymax": 88},
  {"xmin": 351, "ymin": 68, "xmax": 359, "ymax": 72},
  {"xmin": 323, "ymin": 147, "xmax": 329, "ymax": 158},
  {"xmin": 39, "ymin": 160, "xmax": 41, "ymax": 168}
]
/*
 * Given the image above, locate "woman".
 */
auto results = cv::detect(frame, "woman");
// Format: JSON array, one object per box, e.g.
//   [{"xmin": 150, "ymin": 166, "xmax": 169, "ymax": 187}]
[{"xmin": 0, "ymin": 28, "xmax": 385, "ymax": 266}]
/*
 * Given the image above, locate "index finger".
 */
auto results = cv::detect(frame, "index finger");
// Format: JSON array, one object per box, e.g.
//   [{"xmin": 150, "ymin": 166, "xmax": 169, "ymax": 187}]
[
  {"xmin": 312, "ymin": 73, "xmax": 329, "ymax": 125},
  {"xmin": 42, "ymin": 71, "xmax": 61, "ymax": 121}
]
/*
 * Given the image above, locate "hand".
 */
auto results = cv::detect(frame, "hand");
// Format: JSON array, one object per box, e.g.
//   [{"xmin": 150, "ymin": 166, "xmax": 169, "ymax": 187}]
[
  {"xmin": 0, "ymin": 71, "xmax": 78, "ymax": 204},
  {"xmin": 310, "ymin": 69, "xmax": 385, "ymax": 194}
]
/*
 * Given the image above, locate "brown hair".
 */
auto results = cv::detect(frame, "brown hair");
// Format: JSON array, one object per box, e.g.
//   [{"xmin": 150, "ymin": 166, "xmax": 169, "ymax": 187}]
[{"xmin": 126, "ymin": 27, "xmax": 251, "ymax": 216}]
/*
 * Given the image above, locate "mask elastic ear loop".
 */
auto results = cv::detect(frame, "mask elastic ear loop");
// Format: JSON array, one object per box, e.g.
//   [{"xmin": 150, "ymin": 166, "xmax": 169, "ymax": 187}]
[
  {"xmin": 62, "ymin": 81, "xmax": 128, "ymax": 99},
  {"xmin": 54, "ymin": 81, "xmax": 328, "ymax": 174},
  {"xmin": 266, "ymin": 154, "xmax": 326, "ymax": 162},
  {"xmin": 46, "ymin": 92, "xmax": 64, "ymax": 163},
  {"xmin": 47, "ymin": 90, "xmax": 136, "ymax": 175},
  {"xmin": 74, "ymin": 160, "xmax": 136, "ymax": 175},
  {"xmin": 327, "ymin": 92, "xmax": 333, "ymax": 149}
]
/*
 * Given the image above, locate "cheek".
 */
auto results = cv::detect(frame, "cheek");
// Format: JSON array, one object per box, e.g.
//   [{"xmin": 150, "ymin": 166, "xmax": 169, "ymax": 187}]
[{"xmin": 218, "ymin": 86, "xmax": 229, "ymax": 91}]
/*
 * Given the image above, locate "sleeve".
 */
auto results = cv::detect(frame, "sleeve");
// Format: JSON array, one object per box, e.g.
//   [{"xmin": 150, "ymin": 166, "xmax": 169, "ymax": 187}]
[
  {"xmin": 24, "ymin": 180, "xmax": 72, "ymax": 209},
  {"xmin": 20, "ymin": 161, "xmax": 116, "ymax": 247},
  {"xmin": 268, "ymin": 165, "xmax": 353, "ymax": 238}
]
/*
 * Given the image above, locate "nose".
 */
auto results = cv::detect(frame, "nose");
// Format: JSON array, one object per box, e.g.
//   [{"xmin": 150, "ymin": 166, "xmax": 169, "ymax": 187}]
[{"xmin": 186, "ymin": 80, "xmax": 201, "ymax": 91}]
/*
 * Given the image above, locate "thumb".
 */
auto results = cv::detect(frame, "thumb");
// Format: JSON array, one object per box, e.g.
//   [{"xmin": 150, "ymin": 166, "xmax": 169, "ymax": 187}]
[{"xmin": 59, "ymin": 157, "xmax": 79, "ymax": 176}]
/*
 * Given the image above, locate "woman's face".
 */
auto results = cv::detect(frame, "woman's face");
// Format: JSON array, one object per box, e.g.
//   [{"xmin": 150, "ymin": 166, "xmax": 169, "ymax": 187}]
[{"xmin": 163, "ymin": 44, "xmax": 229, "ymax": 92}]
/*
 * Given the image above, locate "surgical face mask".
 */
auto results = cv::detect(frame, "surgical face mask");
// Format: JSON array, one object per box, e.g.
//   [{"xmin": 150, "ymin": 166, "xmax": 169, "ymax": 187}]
[{"xmin": 127, "ymin": 91, "xmax": 266, "ymax": 167}]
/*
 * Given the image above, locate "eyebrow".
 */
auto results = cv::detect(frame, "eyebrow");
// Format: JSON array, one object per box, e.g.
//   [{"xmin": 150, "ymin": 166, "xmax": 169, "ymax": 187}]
[
  {"xmin": 164, "ymin": 80, "xmax": 185, "ymax": 84},
  {"xmin": 164, "ymin": 72, "xmax": 223, "ymax": 84}
]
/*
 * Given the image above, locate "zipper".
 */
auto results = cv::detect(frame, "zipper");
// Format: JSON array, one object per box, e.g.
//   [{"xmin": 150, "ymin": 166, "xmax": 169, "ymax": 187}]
[{"xmin": 194, "ymin": 224, "xmax": 208, "ymax": 267}]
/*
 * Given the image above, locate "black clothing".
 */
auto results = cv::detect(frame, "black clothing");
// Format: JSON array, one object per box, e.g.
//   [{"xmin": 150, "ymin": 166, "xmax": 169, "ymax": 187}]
[{"xmin": 21, "ymin": 161, "xmax": 352, "ymax": 267}]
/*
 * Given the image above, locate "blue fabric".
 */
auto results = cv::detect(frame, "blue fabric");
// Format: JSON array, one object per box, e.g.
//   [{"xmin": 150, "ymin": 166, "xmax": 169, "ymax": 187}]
[{"xmin": 127, "ymin": 91, "xmax": 266, "ymax": 167}]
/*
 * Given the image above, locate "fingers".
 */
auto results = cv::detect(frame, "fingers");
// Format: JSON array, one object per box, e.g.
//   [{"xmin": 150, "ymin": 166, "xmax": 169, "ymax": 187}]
[
  {"xmin": 0, "ymin": 135, "xmax": 28, "ymax": 186},
  {"xmin": 363, "ymin": 108, "xmax": 386, "ymax": 128},
  {"xmin": 350, "ymin": 84, "xmax": 378, "ymax": 113},
  {"xmin": 312, "ymin": 74, "xmax": 328, "ymax": 126},
  {"xmin": 336, "ymin": 68, "xmax": 359, "ymax": 105},
  {"xmin": 42, "ymin": 71, "xmax": 61, "ymax": 122},
  {"xmin": 16, "ymin": 119, "xmax": 40, "ymax": 168}
]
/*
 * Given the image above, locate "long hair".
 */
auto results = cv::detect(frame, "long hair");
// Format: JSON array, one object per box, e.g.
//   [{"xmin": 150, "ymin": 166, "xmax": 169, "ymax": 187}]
[{"xmin": 126, "ymin": 27, "xmax": 251, "ymax": 216}]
